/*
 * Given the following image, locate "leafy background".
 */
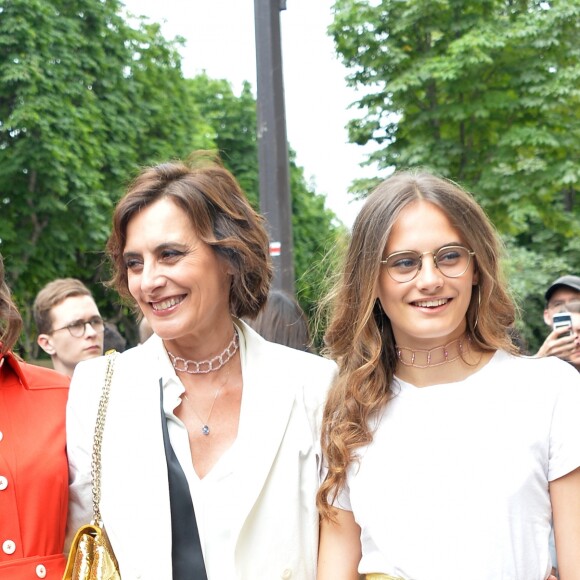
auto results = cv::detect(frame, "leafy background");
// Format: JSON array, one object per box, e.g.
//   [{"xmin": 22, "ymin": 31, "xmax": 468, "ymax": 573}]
[
  {"xmin": 1, "ymin": 0, "xmax": 578, "ymax": 356},
  {"xmin": 331, "ymin": 0, "xmax": 580, "ymax": 351},
  {"xmin": 0, "ymin": 0, "xmax": 344, "ymax": 356}
]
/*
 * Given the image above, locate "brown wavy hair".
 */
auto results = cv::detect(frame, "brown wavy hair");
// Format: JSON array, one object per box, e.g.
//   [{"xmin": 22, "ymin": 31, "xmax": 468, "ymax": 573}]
[
  {"xmin": 317, "ymin": 171, "xmax": 517, "ymax": 519},
  {"xmin": 107, "ymin": 151, "xmax": 272, "ymax": 319},
  {"xmin": 0, "ymin": 254, "xmax": 23, "ymax": 354}
]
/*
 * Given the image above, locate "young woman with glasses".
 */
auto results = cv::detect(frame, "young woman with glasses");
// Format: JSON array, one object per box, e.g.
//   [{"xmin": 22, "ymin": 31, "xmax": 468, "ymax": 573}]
[{"xmin": 317, "ymin": 172, "xmax": 580, "ymax": 580}]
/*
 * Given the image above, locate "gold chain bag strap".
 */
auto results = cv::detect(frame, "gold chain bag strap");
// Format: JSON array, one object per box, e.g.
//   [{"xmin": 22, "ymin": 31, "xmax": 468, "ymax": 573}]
[{"xmin": 63, "ymin": 353, "xmax": 121, "ymax": 580}]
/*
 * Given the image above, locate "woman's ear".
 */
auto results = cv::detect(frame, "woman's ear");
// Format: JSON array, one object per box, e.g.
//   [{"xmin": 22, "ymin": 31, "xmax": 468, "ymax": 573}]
[{"xmin": 219, "ymin": 254, "xmax": 236, "ymax": 277}]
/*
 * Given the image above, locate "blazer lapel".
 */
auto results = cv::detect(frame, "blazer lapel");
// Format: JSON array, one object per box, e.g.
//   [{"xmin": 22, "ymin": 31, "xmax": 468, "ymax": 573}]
[{"xmin": 230, "ymin": 326, "xmax": 296, "ymax": 536}]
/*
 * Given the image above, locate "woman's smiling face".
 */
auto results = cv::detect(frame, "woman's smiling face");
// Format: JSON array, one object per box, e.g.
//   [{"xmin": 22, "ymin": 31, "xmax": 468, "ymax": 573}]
[
  {"xmin": 123, "ymin": 197, "xmax": 232, "ymax": 343},
  {"xmin": 376, "ymin": 200, "xmax": 477, "ymax": 349}
]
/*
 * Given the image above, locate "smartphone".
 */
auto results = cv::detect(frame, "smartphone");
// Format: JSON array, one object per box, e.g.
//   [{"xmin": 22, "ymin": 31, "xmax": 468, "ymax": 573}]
[{"xmin": 553, "ymin": 312, "xmax": 573, "ymax": 337}]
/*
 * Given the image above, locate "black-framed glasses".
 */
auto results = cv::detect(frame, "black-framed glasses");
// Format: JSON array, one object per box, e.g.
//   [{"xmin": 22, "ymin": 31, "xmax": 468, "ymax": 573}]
[
  {"xmin": 51, "ymin": 316, "xmax": 105, "ymax": 338},
  {"xmin": 381, "ymin": 245, "xmax": 475, "ymax": 283}
]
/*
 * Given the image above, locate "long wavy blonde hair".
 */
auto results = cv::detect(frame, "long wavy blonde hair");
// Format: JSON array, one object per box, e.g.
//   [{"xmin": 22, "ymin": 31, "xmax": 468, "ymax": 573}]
[{"xmin": 317, "ymin": 171, "xmax": 518, "ymax": 519}]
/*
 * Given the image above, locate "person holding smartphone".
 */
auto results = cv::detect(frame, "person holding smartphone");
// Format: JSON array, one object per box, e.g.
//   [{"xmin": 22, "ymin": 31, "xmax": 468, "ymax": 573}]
[{"xmin": 537, "ymin": 275, "xmax": 580, "ymax": 371}]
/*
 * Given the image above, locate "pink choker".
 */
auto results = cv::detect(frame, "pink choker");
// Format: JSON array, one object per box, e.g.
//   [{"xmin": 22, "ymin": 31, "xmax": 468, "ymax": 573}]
[{"xmin": 396, "ymin": 336, "xmax": 469, "ymax": 368}]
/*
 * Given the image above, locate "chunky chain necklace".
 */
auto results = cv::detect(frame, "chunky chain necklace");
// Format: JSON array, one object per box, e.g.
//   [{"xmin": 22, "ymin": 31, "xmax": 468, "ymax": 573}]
[
  {"xmin": 396, "ymin": 335, "xmax": 469, "ymax": 368},
  {"xmin": 167, "ymin": 329, "xmax": 239, "ymax": 374}
]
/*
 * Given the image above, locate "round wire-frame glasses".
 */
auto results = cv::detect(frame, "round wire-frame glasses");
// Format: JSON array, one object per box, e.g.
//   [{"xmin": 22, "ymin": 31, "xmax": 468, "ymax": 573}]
[{"xmin": 381, "ymin": 245, "xmax": 475, "ymax": 283}]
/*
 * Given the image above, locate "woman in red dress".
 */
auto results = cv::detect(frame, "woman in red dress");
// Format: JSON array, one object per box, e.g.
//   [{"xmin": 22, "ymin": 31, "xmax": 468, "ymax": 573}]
[{"xmin": 0, "ymin": 254, "xmax": 69, "ymax": 579}]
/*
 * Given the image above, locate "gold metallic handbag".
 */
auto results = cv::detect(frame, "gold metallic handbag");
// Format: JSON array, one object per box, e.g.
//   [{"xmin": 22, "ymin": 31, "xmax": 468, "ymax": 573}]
[{"xmin": 63, "ymin": 353, "xmax": 120, "ymax": 580}]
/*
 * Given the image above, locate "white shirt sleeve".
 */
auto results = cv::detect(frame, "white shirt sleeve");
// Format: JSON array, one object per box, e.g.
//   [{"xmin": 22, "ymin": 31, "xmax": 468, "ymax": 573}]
[{"xmin": 548, "ymin": 360, "xmax": 580, "ymax": 481}]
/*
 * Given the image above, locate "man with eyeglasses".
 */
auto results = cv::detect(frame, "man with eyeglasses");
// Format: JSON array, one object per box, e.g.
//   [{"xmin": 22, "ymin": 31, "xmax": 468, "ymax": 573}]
[
  {"xmin": 34, "ymin": 278, "xmax": 104, "ymax": 377},
  {"xmin": 536, "ymin": 274, "xmax": 580, "ymax": 372}
]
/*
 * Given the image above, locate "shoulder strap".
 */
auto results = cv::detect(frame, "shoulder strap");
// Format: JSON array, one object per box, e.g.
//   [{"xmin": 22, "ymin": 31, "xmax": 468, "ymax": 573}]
[{"xmin": 91, "ymin": 352, "xmax": 118, "ymax": 524}]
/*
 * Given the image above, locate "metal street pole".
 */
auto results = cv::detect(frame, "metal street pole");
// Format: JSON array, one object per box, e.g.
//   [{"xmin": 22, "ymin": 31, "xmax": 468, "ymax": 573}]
[{"xmin": 254, "ymin": 0, "xmax": 295, "ymax": 294}]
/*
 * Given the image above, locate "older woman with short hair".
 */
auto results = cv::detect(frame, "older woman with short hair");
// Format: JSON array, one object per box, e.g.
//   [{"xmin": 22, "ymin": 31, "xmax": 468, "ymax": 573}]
[{"xmin": 66, "ymin": 152, "xmax": 336, "ymax": 579}]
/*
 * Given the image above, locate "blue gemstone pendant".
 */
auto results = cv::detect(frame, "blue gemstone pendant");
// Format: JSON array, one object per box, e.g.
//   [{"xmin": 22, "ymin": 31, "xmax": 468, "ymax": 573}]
[{"xmin": 201, "ymin": 425, "xmax": 210, "ymax": 435}]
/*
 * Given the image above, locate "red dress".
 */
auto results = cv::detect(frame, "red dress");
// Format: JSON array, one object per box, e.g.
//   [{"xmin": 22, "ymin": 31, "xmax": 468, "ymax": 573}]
[{"xmin": 0, "ymin": 352, "xmax": 69, "ymax": 579}]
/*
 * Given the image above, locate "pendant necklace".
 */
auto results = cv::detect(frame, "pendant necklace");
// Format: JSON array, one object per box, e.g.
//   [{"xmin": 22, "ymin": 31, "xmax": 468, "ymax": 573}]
[
  {"xmin": 169, "ymin": 328, "xmax": 238, "ymax": 434},
  {"xmin": 182, "ymin": 368, "xmax": 230, "ymax": 436}
]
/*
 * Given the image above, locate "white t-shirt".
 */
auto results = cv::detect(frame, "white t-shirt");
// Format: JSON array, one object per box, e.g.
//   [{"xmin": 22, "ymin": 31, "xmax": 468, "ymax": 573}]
[{"xmin": 335, "ymin": 351, "xmax": 580, "ymax": 580}]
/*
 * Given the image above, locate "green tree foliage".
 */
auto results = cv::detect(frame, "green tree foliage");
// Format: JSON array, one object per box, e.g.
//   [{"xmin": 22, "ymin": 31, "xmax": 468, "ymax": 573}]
[
  {"xmin": 126, "ymin": 21, "xmax": 213, "ymax": 165},
  {"xmin": 330, "ymin": 0, "xmax": 580, "ymax": 350},
  {"xmin": 289, "ymin": 159, "xmax": 347, "ymax": 332},
  {"xmin": 188, "ymin": 74, "xmax": 260, "ymax": 207},
  {"xmin": 0, "ymin": 0, "xmax": 128, "ymax": 295},
  {"xmin": 0, "ymin": 0, "xmax": 215, "ymax": 352},
  {"xmin": 0, "ymin": 1, "xmax": 341, "ymax": 354}
]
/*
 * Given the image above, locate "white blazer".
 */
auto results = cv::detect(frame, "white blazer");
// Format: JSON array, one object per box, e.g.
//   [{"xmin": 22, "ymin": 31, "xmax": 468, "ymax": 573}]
[{"xmin": 66, "ymin": 321, "xmax": 337, "ymax": 580}]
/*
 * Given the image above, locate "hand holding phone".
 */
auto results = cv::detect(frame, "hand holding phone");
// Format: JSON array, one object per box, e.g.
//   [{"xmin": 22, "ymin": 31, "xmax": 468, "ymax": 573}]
[{"xmin": 553, "ymin": 312, "xmax": 573, "ymax": 337}]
